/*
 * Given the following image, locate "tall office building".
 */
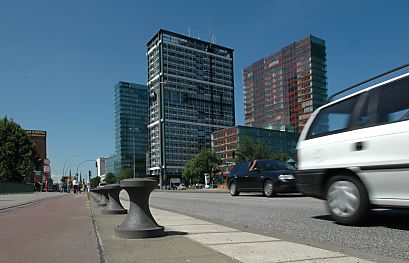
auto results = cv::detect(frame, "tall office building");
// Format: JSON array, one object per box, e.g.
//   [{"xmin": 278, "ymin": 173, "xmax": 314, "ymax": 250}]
[
  {"xmin": 146, "ymin": 29, "xmax": 235, "ymax": 183},
  {"xmin": 114, "ymin": 81, "xmax": 148, "ymax": 177},
  {"xmin": 243, "ymin": 35, "xmax": 327, "ymax": 132}
]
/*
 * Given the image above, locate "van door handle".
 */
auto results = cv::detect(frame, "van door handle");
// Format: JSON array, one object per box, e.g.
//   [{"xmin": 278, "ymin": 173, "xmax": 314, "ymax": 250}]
[{"xmin": 354, "ymin": 141, "xmax": 365, "ymax": 151}]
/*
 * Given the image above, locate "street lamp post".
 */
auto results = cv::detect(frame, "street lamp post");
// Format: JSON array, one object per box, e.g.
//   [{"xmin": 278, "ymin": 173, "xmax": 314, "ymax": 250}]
[
  {"xmin": 76, "ymin": 160, "xmax": 95, "ymax": 192},
  {"xmin": 129, "ymin": 127, "xmax": 139, "ymax": 178},
  {"xmin": 63, "ymin": 154, "xmax": 78, "ymax": 178},
  {"xmin": 76, "ymin": 160, "xmax": 95, "ymax": 178},
  {"xmin": 158, "ymin": 81, "xmax": 166, "ymax": 190}
]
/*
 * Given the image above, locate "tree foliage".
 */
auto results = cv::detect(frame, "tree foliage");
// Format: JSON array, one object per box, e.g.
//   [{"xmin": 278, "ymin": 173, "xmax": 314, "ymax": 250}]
[
  {"xmin": 90, "ymin": 176, "xmax": 100, "ymax": 188},
  {"xmin": 271, "ymin": 152, "xmax": 291, "ymax": 162},
  {"xmin": 232, "ymin": 135, "xmax": 294, "ymax": 165},
  {"xmin": 233, "ymin": 136, "xmax": 270, "ymax": 164},
  {"xmin": 233, "ymin": 136, "xmax": 254, "ymax": 163},
  {"xmin": 182, "ymin": 149, "xmax": 221, "ymax": 184},
  {"xmin": 0, "ymin": 117, "xmax": 39, "ymax": 183},
  {"xmin": 104, "ymin": 172, "xmax": 116, "ymax": 184},
  {"xmin": 117, "ymin": 167, "xmax": 133, "ymax": 182}
]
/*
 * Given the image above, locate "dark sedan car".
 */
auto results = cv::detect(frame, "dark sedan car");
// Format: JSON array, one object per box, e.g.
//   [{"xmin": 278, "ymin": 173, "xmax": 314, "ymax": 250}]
[{"xmin": 227, "ymin": 159, "xmax": 297, "ymax": 197}]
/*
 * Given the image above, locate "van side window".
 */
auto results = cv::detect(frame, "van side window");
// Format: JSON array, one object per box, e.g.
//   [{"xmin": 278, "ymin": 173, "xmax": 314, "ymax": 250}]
[
  {"xmin": 374, "ymin": 77, "xmax": 409, "ymax": 125},
  {"xmin": 306, "ymin": 95, "xmax": 359, "ymax": 139}
]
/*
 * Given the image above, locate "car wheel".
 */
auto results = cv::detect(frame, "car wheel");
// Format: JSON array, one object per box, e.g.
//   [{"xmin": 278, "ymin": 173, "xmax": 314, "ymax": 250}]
[
  {"xmin": 263, "ymin": 180, "xmax": 275, "ymax": 197},
  {"xmin": 230, "ymin": 181, "xmax": 240, "ymax": 196},
  {"xmin": 326, "ymin": 175, "xmax": 369, "ymax": 225}
]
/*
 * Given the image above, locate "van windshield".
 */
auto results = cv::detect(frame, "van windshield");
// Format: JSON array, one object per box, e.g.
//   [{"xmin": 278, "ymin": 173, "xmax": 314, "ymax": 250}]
[{"xmin": 306, "ymin": 95, "xmax": 360, "ymax": 139}]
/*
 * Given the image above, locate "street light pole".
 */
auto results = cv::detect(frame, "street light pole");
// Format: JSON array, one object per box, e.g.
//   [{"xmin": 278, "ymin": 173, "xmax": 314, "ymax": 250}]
[
  {"xmin": 63, "ymin": 154, "xmax": 78, "ymax": 178},
  {"xmin": 129, "ymin": 127, "xmax": 138, "ymax": 178},
  {"xmin": 76, "ymin": 160, "xmax": 95, "ymax": 177},
  {"xmin": 158, "ymin": 81, "xmax": 166, "ymax": 190}
]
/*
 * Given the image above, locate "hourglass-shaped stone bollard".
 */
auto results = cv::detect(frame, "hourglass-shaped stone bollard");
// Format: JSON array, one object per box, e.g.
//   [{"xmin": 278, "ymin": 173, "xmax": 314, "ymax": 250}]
[
  {"xmin": 101, "ymin": 184, "xmax": 127, "ymax": 215},
  {"xmin": 96, "ymin": 187, "xmax": 109, "ymax": 207},
  {"xmin": 90, "ymin": 189, "xmax": 102, "ymax": 203},
  {"xmin": 115, "ymin": 178, "xmax": 164, "ymax": 238}
]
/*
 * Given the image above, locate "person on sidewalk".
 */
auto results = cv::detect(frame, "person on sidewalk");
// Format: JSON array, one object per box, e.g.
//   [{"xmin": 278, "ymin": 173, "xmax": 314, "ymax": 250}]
[
  {"xmin": 73, "ymin": 178, "xmax": 78, "ymax": 194},
  {"xmin": 66, "ymin": 177, "xmax": 71, "ymax": 193}
]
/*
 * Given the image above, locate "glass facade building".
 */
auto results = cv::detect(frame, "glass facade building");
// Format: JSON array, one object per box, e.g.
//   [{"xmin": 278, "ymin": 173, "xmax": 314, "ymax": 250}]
[
  {"xmin": 114, "ymin": 81, "xmax": 148, "ymax": 177},
  {"xmin": 146, "ymin": 29, "xmax": 235, "ymax": 182},
  {"xmin": 212, "ymin": 126, "xmax": 299, "ymax": 177},
  {"xmin": 243, "ymin": 35, "xmax": 327, "ymax": 132},
  {"xmin": 104, "ymin": 154, "xmax": 121, "ymax": 175}
]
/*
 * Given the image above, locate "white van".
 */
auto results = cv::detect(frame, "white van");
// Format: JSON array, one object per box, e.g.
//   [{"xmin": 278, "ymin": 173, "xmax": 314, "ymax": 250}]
[{"xmin": 296, "ymin": 70, "xmax": 409, "ymax": 225}]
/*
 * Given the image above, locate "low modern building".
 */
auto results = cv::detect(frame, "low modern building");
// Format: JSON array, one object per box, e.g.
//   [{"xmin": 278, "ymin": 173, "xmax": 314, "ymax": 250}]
[
  {"xmin": 211, "ymin": 125, "xmax": 299, "ymax": 178},
  {"xmin": 104, "ymin": 154, "xmax": 121, "ymax": 175},
  {"xmin": 96, "ymin": 157, "xmax": 106, "ymax": 181}
]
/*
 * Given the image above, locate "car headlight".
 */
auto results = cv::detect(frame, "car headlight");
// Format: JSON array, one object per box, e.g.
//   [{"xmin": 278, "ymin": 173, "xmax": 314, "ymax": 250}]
[{"xmin": 278, "ymin": 174, "xmax": 295, "ymax": 180}]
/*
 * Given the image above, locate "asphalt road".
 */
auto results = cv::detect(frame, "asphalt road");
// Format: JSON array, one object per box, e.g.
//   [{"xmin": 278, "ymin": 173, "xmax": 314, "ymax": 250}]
[{"xmin": 148, "ymin": 191, "xmax": 409, "ymax": 263}]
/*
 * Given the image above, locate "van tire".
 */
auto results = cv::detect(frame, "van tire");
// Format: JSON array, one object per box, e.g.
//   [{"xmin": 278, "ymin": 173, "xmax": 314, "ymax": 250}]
[
  {"xmin": 230, "ymin": 181, "xmax": 240, "ymax": 196},
  {"xmin": 325, "ymin": 175, "xmax": 369, "ymax": 225}
]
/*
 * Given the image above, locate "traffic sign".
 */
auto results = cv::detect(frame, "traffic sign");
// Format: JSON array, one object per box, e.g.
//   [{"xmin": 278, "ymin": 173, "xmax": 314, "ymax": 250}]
[
  {"xmin": 43, "ymin": 158, "xmax": 50, "ymax": 165},
  {"xmin": 43, "ymin": 165, "xmax": 50, "ymax": 174}
]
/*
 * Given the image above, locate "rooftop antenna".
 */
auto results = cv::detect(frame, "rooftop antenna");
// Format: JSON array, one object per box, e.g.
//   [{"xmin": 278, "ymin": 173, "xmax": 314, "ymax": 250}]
[
  {"xmin": 188, "ymin": 26, "xmax": 191, "ymax": 37},
  {"xmin": 208, "ymin": 18, "xmax": 215, "ymax": 44}
]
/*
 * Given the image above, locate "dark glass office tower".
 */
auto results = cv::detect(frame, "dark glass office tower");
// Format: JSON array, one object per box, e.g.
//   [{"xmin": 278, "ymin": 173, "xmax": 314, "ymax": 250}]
[
  {"xmin": 146, "ymin": 29, "xmax": 235, "ymax": 184},
  {"xmin": 114, "ymin": 81, "xmax": 148, "ymax": 177},
  {"xmin": 243, "ymin": 35, "xmax": 327, "ymax": 132}
]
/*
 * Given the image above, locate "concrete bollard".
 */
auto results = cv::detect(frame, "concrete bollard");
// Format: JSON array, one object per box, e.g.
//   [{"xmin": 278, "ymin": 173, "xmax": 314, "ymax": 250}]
[
  {"xmin": 115, "ymin": 178, "xmax": 164, "ymax": 239},
  {"xmin": 96, "ymin": 187, "xmax": 109, "ymax": 207},
  {"xmin": 101, "ymin": 184, "xmax": 127, "ymax": 215},
  {"xmin": 90, "ymin": 189, "xmax": 102, "ymax": 202}
]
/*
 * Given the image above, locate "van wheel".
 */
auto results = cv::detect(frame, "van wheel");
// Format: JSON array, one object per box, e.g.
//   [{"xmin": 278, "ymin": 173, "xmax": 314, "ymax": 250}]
[
  {"xmin": 263, "ymin": 180, "xmax": 275, "ymax": 197},
  {"xmin": 230, "ymin": 181, "xmax": 240, "ymax": 196},
  {"xmin": 325, "ymin": 175, "xmax": 369, "ymax": 225}
]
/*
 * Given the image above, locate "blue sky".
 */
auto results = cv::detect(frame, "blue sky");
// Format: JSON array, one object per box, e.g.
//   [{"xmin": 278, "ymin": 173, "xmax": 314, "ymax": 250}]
[{"xmin": 1, "ymin": 0, "xmax": 408, "ymax": 179}]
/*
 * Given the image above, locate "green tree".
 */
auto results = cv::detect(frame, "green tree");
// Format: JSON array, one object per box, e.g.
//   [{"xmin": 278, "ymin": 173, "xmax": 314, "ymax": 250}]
[
  {"xmin": 117, "ymin": 167, "xmax": 133, "ymax": 182},
  {"xmin": 254, "ymin": 140, "xmax": 270, "ymax": 160},
  {"xmin": 90, "ymin": 176, "xmax": 100, "ymax": 188},
  {"xmin": 104, "ymin": 172, "xmax": 116, "ymax": 184},
  {"xmin": 182, "ymin": 149, "xmax": 221, "ymax": 184},
  {"xmin": 233, "ymin": 136, "xmax": 271, "ymax": 163},
  {"xmin": 233, "ymin": 136, "xmax": 254, "ymax": 163},
  {"xmin": 271, "ymin": 152, "xmax": 291, "ymax": 162},
  {"xmin": 0, "ymin": 117, "xmax": 39, "ymax": 183}
]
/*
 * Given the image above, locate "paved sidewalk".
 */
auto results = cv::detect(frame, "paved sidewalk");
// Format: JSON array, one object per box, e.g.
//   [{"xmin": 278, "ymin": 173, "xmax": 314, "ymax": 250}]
[
  {"xmin": 0, "ymin": 193, "xmax": 99, "ymax": 263},
  {"xmin": 0, "ymin": 192, "xmax": 64, "ymax": 210}
]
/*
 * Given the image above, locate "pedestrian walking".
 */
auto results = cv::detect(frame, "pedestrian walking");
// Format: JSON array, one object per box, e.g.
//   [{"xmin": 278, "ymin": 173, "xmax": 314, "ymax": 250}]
[
  {"xmin": 81, "ymin": 179, "xmax": 86, "ymax": 192},
  {"xmin": 66, "ymin": 177, "xmax": 71, "ymax": 193},
  {"xmin": 73, "ymin": 178, "xmax": 78, "ymax": 194}
]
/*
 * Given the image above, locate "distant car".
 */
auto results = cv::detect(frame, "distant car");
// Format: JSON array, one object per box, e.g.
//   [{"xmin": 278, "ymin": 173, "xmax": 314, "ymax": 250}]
[
  {"xmin": 177, "ymin": 184, "xmax": 187, "ymax": 190},
  {"xmin": 195, "ymin": 183, "xmax": 204, "ymax": 189},
  {"xmin": 227, "ymin": 159, "xmax": 297, "ymax": 197}
]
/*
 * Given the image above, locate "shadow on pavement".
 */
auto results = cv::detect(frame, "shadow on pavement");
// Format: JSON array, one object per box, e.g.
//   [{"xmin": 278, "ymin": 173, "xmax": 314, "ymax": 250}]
[
  {"xmin": 164, "ymin": 231, "xmax": 188, "ymax": 236},
  {"xmin": 234, "ymin": 193, "xmax": 305, "ymax": 198},
  {"xmin": 313, "ymin": 209, "xmax": 409, "ymax": 231}
]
